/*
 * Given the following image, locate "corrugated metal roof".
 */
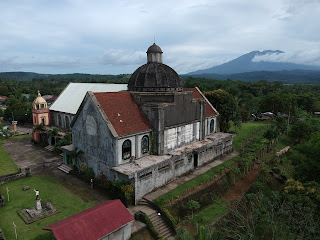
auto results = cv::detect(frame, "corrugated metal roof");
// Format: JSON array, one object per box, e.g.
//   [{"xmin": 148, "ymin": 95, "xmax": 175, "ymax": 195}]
[
  {"xmin": 49, "ymin": 83, "xmax": 127, "ymax": 114},
  {"xmin": 44, "ymin": 200, "xmax": 134, "ymax": 240}
]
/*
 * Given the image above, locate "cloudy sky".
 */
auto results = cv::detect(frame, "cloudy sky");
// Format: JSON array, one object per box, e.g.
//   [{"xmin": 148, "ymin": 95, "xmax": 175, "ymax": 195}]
[{"xmin": 1, "ymin": 0, "xmax": 320, "ymax": 74}]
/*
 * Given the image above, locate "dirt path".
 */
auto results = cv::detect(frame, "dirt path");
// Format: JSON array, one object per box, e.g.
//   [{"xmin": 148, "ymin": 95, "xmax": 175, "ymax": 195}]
[{"xmin": 222, "ymin": 166, "xmax": 261, "ymax": 203}]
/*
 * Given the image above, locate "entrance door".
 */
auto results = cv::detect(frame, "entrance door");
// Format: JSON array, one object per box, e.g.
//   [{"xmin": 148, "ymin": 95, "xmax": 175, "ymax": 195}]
[{"xmin": 193, "ymin": 152, "xmax": 198, "ymax": 168}]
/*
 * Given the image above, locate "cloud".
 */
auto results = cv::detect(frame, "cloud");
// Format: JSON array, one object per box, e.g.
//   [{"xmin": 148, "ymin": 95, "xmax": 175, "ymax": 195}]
[
  {"xmin": 252, "ymin": 50, "xmax": 320, "ymax": 66},
  {"xmin": 99, "ymin": 50, "xmax": 146, "ymax": 65}
]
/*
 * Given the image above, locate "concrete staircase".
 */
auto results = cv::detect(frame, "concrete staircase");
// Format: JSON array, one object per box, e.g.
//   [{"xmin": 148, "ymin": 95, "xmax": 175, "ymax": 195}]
[
  {"xmin": 138, "ymin": 198, "xmax": 175, "ymax": 239},
  {"xmin": 57, "ymin": 164, "xmax": 73, "ymax": 174},
  {"xmin": 44, "ymin": 145, "xmax": 55, "ymax": 152}
]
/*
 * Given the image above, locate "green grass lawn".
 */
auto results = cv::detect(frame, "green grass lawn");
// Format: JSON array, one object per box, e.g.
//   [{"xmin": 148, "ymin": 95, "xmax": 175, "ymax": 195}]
[
  {"xmin": 154, "ymin": 156, "xmax": 240, "ymax": 207},
  {"xmin": 191, "ymin": 198, "xmax": 227, "ymax": 226},
  {"xmin": 230, "ymin": 121, "xmax": 270, "ymax": 151},
  {"xmin": 0, "ymin": 175, "xmax": 99, "ymax": 240}
]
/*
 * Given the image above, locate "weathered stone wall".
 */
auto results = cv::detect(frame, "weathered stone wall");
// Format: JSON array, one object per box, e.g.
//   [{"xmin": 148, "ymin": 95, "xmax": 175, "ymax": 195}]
[
  {"xmin": 50, "ymin": 111, "xmax": 73, "ymax": 129},
  {"xmin": 132, "ymin": 134, "xmax": 233, "ymax": 201},
  {"xmin": 72, "ymin": 94, "xmax": 116, "ymax": 179},
  {"xmin": 164, "ymin": 122, "xmax": 200, "ymax": 152}
]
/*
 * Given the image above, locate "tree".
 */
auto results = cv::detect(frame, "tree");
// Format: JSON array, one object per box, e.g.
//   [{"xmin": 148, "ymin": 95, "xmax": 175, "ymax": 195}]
[
  {"xmin": 187, "ymin": 200, "xmax": 200, "ymax": 217},
  {"xmin": 205, "ymin": 89, "xmax": 240, "ymax": 132},
  {"xmin": 48, "ymin": 127, "xmax": 59, "ymax": 145},
  {"xmin": 288, "ymin": 132, "xmax": 320, "ymax": 183}
]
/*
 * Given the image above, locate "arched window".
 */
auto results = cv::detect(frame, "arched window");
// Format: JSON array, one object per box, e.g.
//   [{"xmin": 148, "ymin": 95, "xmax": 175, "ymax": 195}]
[
  {"xmin": 58, "ymin": 114, "xmax": 62, "ymax": 126},
  {"xmin": 41, "ymin": 117, "xmax": 45, "ymax": 125},
  {"xmin": 65, "ymin": 116, "xmax": 70, "ymax": 129},
  {"xmin": 210, "ymin": 119, "xmax": 215, "ymax": 133},
  {"xmin": 141, "ymin": 135, "xmax": 149, "ymax": 154},
  {"xmin": 122, "ymin": 140, "xmax": 131, "ymax": 160}
]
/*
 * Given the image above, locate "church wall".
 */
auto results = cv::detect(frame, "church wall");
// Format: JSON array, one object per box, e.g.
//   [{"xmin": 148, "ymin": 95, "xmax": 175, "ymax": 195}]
[
  {"xmin": 116, "ymin": 132, "xmax": 151, "ymax": 165},
  {"xmin": 131, "ymin": 133, "xmax": 234, "ymax": 202},
  {"xmin": 163, "ymin": 93, "xmax": 202, "ymax": 127},
  {"xmin": 205, "ymin": 116, "xmax": 217, "ymax": 136},
  {"xmin": 164, "ymin": 121, "xmax": 200, "ymax": 152},
  {"xmin": 72, "ymin": 95, "xmax": 116, "ymax": 179},
  {"xmin": 50, "ymin": 111, "xmax": 73, "ymax": 129}
]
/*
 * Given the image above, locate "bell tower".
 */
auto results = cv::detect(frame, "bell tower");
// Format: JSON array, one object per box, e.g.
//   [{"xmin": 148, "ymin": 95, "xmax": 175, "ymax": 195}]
[{"xmin": 32, "ymin": 91, "xmax": 50, "ymax": 126}]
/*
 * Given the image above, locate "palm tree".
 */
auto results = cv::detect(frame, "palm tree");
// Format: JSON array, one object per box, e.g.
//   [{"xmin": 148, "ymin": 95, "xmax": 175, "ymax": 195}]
[{"xmin": 48, "ymin": 127, "xmax": 59, "ymax": 145}]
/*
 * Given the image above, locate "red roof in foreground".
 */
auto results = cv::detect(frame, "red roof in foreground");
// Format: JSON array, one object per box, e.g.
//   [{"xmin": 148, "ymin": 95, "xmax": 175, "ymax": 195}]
[
  {"xmin": 94, "ymin": 91, "xmax": 152, "ymax": 137},
  {"xmin": 44, "ymin": 200, "xmax": 134, "ymax": 240},
  {"xmin": 185, "ymin": 88, "xmax": 217, "ymax": 117}
]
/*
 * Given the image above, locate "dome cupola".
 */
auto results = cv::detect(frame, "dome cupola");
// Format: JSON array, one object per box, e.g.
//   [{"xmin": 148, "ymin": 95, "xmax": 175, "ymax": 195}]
[
  {"xmin": 32, "ymin": 91, "xmax": 48, "ymax": 110},
  {"xmin": 128, "ymin": 43, "xmax": 183, "ymax": 92}
]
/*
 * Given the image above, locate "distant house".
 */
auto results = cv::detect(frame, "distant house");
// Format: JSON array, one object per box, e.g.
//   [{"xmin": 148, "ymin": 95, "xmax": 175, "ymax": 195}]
[
  {"xmin": 43, "ymin": 200, "xmax": 134, "ymax": 240},
  {"xmin": 0, "ymin": 96, "xmax": 7, "ymax": 103},
  {"xmin": 49, "ymin": 83, "xmax": 127, "ymax": 129}
]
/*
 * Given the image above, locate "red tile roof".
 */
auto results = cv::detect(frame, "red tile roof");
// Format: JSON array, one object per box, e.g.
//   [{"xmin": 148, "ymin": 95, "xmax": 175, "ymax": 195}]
[
  {"xmin": 185, "ymin": 88, "xmax": 217, "ymax": 117},
  {"xmin": 43, "ymin": 200, "xmax": 134, "ymax": 240},
  {"xmin": 94, "ymin": 91, "xmax": 152, "ymax": 137}
]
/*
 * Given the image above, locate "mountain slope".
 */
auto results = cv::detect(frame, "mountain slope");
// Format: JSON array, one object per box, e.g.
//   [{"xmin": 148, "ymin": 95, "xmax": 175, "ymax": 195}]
[{"xmin": 189, "ymin": 50, "xmax": 320, "ymax": 75}]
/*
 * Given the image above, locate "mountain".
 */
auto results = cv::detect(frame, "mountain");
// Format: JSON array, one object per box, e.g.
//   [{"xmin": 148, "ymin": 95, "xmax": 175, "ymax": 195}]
[
  {"xmin": 184, "ymin": 70, "xmax": 320, "ymax": 83},
  {"xmin": 188, "ymin": 50, "xmax": 320, "ymax": 75}
]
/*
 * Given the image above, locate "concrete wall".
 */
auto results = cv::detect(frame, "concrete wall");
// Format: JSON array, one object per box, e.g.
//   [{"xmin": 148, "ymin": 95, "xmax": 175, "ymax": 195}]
[
  {"xmin": 117, "ymin": 132, "xmax": 151, "ymax": 165},
  {"xmin": 101, "ymin": 222, "xmax": 132, "ymax": 240},
  {"xmin": 50, "ymin": 111, "xmax": 73, "ymax": 129},
  {"xmin": 164, "ymin": 122, "xmax": 200, "ymax": 152},
  {"xmin": 72, "ymin": 95, "xmax": 116, "ymax": 179},
  {"xmin": 131, "ymin": 134, "xmax": 233, "ymax": 201},
  {"xmin": 205, "ymin": 116, "xmax": 217, "ymax": 136}
]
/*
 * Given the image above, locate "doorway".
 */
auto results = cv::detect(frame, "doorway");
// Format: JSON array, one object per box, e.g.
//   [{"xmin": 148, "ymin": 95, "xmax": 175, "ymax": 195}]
[{"xmin": 193, "ymin": 152, "xmax": 198, "ymax": 168}]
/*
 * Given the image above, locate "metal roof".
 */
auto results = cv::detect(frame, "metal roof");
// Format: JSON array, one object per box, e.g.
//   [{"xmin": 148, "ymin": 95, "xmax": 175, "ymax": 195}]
[
  {"xmin": 44, "ymin": 200, "xmax": 134, "ymax": 240},
  {"xmin": 49, "ymin": 83, "xmax": 127, "ymax": 114}
]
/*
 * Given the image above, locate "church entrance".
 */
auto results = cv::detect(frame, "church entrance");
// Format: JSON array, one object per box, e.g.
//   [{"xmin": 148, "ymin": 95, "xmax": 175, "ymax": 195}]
[{"xmin": 193, "ymin": 152, "xmax": 198, "ymax": 168}]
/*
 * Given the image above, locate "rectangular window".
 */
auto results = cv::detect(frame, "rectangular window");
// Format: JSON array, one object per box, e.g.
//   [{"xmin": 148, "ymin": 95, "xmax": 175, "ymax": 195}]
[
  {"xmin": 139, "ymin": 171, "xmax": 152, "ymax": 180},
  {"xmin": 159, "ymin": 165, "xmax": 170, "ymax": 172}
]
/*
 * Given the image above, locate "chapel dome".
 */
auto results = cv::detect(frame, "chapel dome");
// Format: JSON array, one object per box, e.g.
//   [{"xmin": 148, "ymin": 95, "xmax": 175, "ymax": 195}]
[
  {"xmin": 128, "ymin": 43, "xmax": 183, "ymax": 92},
  {"xmin": 33, "ymin": 91, "xmax": 46, "ymax": 104},
  {"xmin": 147, "ymin": 43, "xmax": 163, "ymax": 54}
]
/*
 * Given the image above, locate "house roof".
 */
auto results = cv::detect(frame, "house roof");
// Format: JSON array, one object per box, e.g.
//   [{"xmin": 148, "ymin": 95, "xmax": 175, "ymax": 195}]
[
  {"xmin": 49, "ymin": 83, "xmax": 127, "ymax": 114},
  {"xmin": 94, "ymin": 91, "xmax": 152, "ymax": 137},
  {"xmin": 184, "ymin": 87, "xmax": 218, "ymax": 117},
  {"xmin": 43, "ymin": 200, "xmax": 134, "ymax": 240}
]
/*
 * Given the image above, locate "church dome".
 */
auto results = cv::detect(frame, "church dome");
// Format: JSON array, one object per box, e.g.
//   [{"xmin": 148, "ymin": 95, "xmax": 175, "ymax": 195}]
[
  {"xmin": 147, "ymin": 43, "xmax": 163, "ymax": 54},
  {"xmin": 128, "ymin": 43, "xmax": 183, "ymax": 92},
  {"xmin": 33, "ymin": 91, "xmax": 46, "ymax": 104}
]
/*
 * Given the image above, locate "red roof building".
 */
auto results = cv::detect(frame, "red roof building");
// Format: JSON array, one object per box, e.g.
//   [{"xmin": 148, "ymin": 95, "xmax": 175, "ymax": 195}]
[
  {"xmin": 94, "ymin": 91, "xmax": 152, "ymax": 137},
  {"xmin": 44, "ymin": 200, "xmax": 134, "ymax": 240}
]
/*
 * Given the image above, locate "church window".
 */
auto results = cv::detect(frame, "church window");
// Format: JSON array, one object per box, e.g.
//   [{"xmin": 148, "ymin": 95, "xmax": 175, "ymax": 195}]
[
  {"xmin": 41, "ymin": 117, "xmax": 45, "ymax": 125},
  {"xmin": 65, "ymin": 116, "xmax": 70, "ymax": 129},
  {"xmin": 58, "ymin": 114, "xmax": 62, "ymax": 126},
  {"xmin": 122, "ymin": 140, "xmax": 131, "ymax": 160},
  {"xmin": 141, "ymin": 135, "xmax": 149, "ymax": 154},
  {"xmin": 210, "ymin": 119, "xmax": 215, "ymax": 133}
]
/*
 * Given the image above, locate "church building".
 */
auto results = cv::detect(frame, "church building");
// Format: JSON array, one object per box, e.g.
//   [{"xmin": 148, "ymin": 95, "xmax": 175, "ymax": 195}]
[{"xmin": 70, "ymin": 43, "xmax": 233, "ymax": 203}]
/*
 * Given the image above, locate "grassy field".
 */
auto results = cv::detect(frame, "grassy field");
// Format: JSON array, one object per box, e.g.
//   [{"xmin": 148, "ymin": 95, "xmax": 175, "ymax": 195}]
[
  {"xmin": 154, "ymin": 156, "xmax": 240, "ymax": 207},
  {"xmin": 0, "ymin": 136, "xmax": 31, "ymax": 176},
  {"xmin": 0, "ymin": 175, "xmax": 99, "ymax": 240},
  {"xmin": 191, "ymin": 198, "xmax": 227, "ymax": 226},
  {"xmin": 230, "ymin": 121, "xmax": 270, "ymax": 151}
]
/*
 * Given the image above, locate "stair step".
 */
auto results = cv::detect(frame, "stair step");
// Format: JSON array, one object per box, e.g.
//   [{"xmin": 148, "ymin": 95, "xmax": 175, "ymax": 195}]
[{"xmin": 57, "ymin": 165, "xmax": 72, "ymax": 173}]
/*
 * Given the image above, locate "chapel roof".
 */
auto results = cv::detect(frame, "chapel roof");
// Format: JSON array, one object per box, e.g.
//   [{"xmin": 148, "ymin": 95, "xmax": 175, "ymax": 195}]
[
  {"xmin": 94, "ymin": 91, "xmax": 152, "ymax": 137},
  {"xmin": 43, "ymin": 200, "xmax": 134, "ymax": 240},
  {"xmin": 49, "ymin": 83, "xmax": 127, "ymax": 114},
  {"xmin": 185, "ymin": 87, "xmax": 218, "ymax": 117}
]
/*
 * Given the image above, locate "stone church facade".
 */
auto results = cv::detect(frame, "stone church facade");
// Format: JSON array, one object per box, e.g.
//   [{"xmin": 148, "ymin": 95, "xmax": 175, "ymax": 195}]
[{"xmin": 70, "ymin": 43, "xmax": 233, "ymax": 203}]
